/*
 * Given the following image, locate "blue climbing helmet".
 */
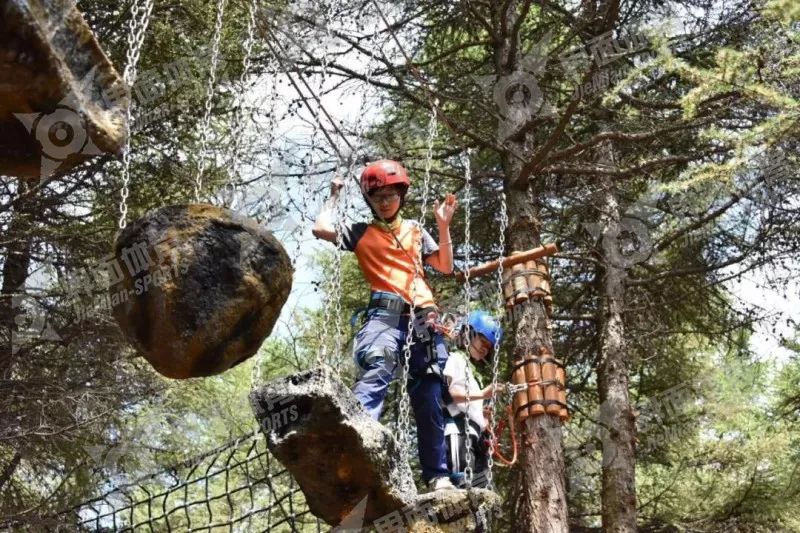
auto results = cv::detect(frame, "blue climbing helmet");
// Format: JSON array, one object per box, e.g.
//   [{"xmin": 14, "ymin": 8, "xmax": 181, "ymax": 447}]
[{"xmin": 463, "ymin": 310, "xmax": 504, "ymax": 351}]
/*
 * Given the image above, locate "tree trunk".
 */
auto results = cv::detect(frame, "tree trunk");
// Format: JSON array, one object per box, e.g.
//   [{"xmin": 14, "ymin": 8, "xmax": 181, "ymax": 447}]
[
  {"xmin": 0, "ymin": 178, "xmax": 35, "ymax": 378},
  {"xmin": 504, "ymin": 162, "xmax": 568, "ymax": 532},
  {"xmin": 490, "ymin": 0, "xmax": 568, "ymax": 528},
  {"xmin": 595, "ymin": 142, "xmax": 637, "ymax": 532}
]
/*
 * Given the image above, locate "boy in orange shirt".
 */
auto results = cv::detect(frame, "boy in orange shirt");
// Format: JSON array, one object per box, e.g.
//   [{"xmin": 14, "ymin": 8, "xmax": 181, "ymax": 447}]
[{"xmin": 313, "ymin": 160, "xmax": 457, "ymax": 490}]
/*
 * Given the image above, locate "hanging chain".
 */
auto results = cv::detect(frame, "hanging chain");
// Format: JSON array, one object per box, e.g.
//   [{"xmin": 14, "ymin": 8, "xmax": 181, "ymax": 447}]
[
  {"xmin": 224, "ymin": 0, "xmax": 257, "ymax": 209},
  {"xmin": 118, "ymin": 0, "xmax": 155, "ymax": 230},
  {"xmin": 193, "ymin": 0, "xmax": 227, "ymax": 204},
  {"xmin": 297, "ymin": 0, "xmax": 334, "ymax": 262},
  {"xmin": 461, "ymin": 148, "xmax": 475, "ymax": 485},
  {"xmin": 486, "ymin": 189, "xmax": 509, "ymax": 489},
  {"xmin": 420, "ymin": 102, "xmax": 438, "ymax": 225},
  {"xmin": 261, "ymin": 71, "xmax": 279, "ymax": 221},
  {"xmin": 396, "ymin": 98, "xmax": 436, "ymax": 464},
  {"xmin": 323, "ymin": 0, "xmax": 350, "ymax": 372},
  {"xmin": 329, "ymin": 173, "xmax": 349, "ymax": 371}
]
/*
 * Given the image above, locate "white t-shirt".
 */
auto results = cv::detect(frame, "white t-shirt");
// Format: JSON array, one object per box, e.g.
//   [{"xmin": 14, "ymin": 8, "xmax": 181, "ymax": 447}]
[{"xmin": 443, "ymin": 350, "xmax": 486, "ymax": 431}]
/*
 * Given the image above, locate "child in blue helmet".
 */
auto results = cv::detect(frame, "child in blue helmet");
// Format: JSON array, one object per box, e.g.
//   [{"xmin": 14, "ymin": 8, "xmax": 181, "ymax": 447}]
[{"xmin": 442, "ymin": 310, "xmax": 504, "ymax": 488}]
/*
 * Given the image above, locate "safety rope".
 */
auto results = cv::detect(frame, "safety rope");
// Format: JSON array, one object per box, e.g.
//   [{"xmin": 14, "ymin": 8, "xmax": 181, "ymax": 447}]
[
  {"xmin": 118, "ymin": 0, "xmax": 155, "ymax": 230},
  {"xmin": 193, "ymin": 0, "xmax": 227, "ymax": 204},
  {"xmin": 488, "ymin": 389, "xmax": 518, "ymax": 467},
  {"xmin": 485, "ymin": 189, "xmax": 509, "ymax": 488}
]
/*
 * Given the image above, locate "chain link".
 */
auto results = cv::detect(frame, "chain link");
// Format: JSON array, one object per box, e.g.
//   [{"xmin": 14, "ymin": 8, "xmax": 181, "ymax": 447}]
[
  {"xmin": 486, "ymin": 190, "xmax": 509, "ymax": 489},
  {"xmin": 317, "ymin": 158, "xmax": 340, "ymax": 367},
  {"xmin": 328, "ymin": 173, "xmax": 348, "ymax": 371},
  {"xmin": 397, "ymin": 107, "xmax": 435, "ymax": 463},
  {"xmin": 193, "ymin": 0, "xmax": 227, "ymax": 204},
  {"xmin": 461, "ymin": 148, "xmax": 474, "ymax": 485},
  {"xmin": 319, "ymin": 42, "xmax": 375, "ymax": 373},
  {"xmin": 419, "ymin": 102, "xmax": 438, "ymax": 226},
  {"xmin": 118, "ymin": 0, "xmax": 155, "ymax": 230},
  {"xmin": 224, "ymin": 0, "xmax": 257, "ymax": 209},
  {"xmin": 261, "ymin": 72, "xmax": 279, "ymax": 221}
]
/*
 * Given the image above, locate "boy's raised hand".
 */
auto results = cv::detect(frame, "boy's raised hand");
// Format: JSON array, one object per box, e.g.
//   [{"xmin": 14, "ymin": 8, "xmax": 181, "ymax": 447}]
[
  {"xmin": 330, "ymin": 176, "xmax": 344, "ymax": 197},
  {"xmin": 433, "ymin": 193, "xmax": 458, "ymax": 226}
]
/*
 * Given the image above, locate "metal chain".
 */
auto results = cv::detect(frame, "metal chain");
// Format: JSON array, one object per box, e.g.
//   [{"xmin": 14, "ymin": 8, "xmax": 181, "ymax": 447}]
[
  {"xmin": 224, "ymin": 0, "xmax": 257, "ymax": 209},
  {"xmin": 319, "ymin": 23, "xmax": 374, "ymax": 371},
  {"xmin": 329, "ymin": 175, "xmax": 348, "ymax": 371},
  {"xmin": 317, "ymin": 158, "xmax": 340, "ymax": 367},
  {"xmin": 486, "ymin": 190, "xmax": 509, "ymax": 489},
  {"xmin": 420, "ymin": 102, "xmax": 438, "ymax": 225},
  {"xmin": 323, "ymin": 0, "xmax": 349, "ymax": 372},
  {"xmin": 261, "ymin": 72, "xmax": 279, "ymax": 220},
  {"xmin": 296, "ymin": 0, "xmax": 333, "ymax": 262},
  {"xmin": 461, "ymin": 148, "xmax": 474, "ymax": 485},
  {"xmin": 396, "ymin": 97, "xmax": 436, "ymax": 464},
  {"xmin": 193, "ymin": 0, "xmax": 227, "ymax": 204},
  {"xmin": 118, "ymin": 0, "xmax": 155, "ymax": 229}
]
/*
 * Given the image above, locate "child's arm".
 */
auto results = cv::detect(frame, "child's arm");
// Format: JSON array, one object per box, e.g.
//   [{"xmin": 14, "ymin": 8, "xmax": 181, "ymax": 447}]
[
  {"xmin": 311, "ymin": 177, "xmax": 344, "ymax": 243},
  {"xmin": 426, "ymin": 193, "xmax": 457, "ymax": 273},
  {"xmin": 448, "ymin": 383, "xmax": 505, "ymax": 403}
]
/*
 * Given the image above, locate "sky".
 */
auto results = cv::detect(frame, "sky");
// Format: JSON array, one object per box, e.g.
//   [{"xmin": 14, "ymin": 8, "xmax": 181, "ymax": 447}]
[{"xmin": 232, "ymin": 8, "xmax": 799, "ymax": 369}]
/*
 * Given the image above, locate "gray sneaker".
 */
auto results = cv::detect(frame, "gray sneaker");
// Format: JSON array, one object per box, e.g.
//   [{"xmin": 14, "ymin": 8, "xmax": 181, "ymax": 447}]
[{"xmin": 428, "ymin": 476, "xmax": 457, "ymax": 491}]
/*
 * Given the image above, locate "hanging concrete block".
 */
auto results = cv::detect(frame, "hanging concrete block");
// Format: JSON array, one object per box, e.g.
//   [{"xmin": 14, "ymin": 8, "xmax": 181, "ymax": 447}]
[
  {"xmin": 250, "ymin": 367, "xmax": 501, "ymax": 531},
  {"xmin": 0, "ymin": 0, "xmax": 127, "ymax": 178},
  {"xmin": 112, "ymin": 204, "xmax": 292, "ymax": 379}
]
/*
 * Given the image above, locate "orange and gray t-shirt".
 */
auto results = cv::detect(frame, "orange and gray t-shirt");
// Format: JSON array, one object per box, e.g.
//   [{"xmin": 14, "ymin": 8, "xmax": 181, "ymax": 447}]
[{"xmin": 340, "ymin": 220, "xmax": 439, "ymax": 309}]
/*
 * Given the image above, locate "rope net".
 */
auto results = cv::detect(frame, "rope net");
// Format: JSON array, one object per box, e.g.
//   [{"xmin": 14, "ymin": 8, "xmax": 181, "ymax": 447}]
[{"xmin": 46, "ymin": 432, "xmax": 323, "ymax": 532}]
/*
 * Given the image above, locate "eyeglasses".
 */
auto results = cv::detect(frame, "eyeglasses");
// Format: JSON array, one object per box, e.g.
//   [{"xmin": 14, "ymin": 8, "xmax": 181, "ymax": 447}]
[{"xmin": 369, "ymin": 192, "xmax": 400, "ymax": 204}]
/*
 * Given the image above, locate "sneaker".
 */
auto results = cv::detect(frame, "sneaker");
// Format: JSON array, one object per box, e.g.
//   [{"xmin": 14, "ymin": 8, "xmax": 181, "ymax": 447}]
[{"xmin": 428, "ymin": 476, "xmax": 457, "ymax": 491}]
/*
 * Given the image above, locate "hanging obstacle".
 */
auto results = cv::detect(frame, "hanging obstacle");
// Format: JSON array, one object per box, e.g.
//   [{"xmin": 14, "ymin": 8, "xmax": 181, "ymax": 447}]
[
  {"xmin": 459, "ymin": 244, "xmax": 568, "ymax": 422},
  {"xmin": 109, "ymin": 1, "xmax": 291, "ymax": 380},
  {"xmin": 0, "ymin": 0, "xmax": 127, "ymax": 178},
  {"xmin": 111, "ymin": 204, "xmax": 292, "ymax": 379},
  {"xmin": 511, "ymin": 347, "xmax": 568, "ymax": 422},
  {"xmin": 501, "ymin": 249, "xmax": 555, "ymax": 317},
  {"xmin": 496, "ymin": 247, "xmax": 568, "ymax": 422}
]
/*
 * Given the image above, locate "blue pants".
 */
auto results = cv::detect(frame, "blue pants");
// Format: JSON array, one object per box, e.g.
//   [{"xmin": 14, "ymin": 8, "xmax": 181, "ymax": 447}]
[{"xmin": 352, "ymin": 305, "xmax": 449, "ymax": 483}]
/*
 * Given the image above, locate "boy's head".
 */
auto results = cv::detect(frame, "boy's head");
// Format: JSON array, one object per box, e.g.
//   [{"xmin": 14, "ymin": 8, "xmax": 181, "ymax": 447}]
[
  {"xmin": 360, "ymin": 160, "xmax": 409, "ymax": 221},
  {"xmin": 461, "ymin": 310, "xmax": 504, "ymax": 362}
]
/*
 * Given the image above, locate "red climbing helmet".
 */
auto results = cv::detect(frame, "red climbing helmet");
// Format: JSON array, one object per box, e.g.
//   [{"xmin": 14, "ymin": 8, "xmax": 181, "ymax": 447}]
[{"xmin": 360, "ymin": 160, "xmax": 410, "ymax": 195}]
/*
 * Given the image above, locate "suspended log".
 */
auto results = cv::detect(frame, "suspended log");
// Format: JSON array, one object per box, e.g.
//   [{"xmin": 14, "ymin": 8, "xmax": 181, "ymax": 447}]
[
  {"xmin": 0, "ymin": 0, "xmax": 127, "ymax": 178},
  {"xmin": 454, "ymin": 243, "xmax": 558, "ymax": 282},
  {"xmin": 111, "ymin": 204, "xmax": 292, "ymax": 379}
]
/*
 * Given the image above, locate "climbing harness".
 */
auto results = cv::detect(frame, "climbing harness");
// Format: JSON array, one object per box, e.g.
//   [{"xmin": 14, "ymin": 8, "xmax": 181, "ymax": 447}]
[{"xmin": 118, "ymin": 0, "xmax": 155, "ymax": 230}]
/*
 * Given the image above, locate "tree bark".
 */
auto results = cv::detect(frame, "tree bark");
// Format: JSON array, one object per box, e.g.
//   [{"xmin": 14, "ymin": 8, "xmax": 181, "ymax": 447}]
[
  {"xmin": 490, "ymin": 0, "xmax": 568, "ymax": 529},
  {"xmin": 504, "ymin": 160, "xmax": 568, "ymax": 533},
  {"xmin": 0, "ymin": 178, "xmax": 35, "ymax": 378},
  {"xmin": 595, "ymin": 142, "xmax": 637, "ymax": 532}
]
